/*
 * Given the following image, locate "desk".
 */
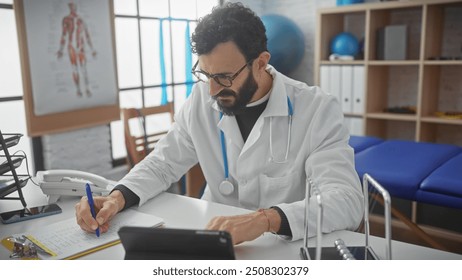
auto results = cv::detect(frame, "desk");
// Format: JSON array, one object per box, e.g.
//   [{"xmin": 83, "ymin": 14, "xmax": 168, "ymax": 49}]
[{"xmin": 1, "ymin": 182, "xmax": 461, "ymax": 260}]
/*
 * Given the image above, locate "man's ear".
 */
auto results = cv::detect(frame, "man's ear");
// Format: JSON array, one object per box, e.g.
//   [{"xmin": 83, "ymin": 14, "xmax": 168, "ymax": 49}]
[{"xmin": 255, "ymin": 51, "xmax": 271, "ymax": 72}]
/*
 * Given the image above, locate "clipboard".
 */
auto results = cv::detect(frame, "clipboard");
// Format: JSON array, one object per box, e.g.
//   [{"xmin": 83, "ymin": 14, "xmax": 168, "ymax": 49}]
[{"xmin": 1, "ymin": 209, "xmax": 163, "ymax": 259}]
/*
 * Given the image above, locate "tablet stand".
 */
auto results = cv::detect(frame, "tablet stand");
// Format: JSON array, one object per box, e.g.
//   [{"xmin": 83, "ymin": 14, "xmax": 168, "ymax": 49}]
[
  {"xmin": 300, "ymin": 178, "xmax": 323, "ymax": 260},
  {"xmin": 363, "ymin": 173, "xmax": 392, "ymax": 260},
  {"xmin": 299, "ymin": 174, "xmax": 392, "ymax": 260}
]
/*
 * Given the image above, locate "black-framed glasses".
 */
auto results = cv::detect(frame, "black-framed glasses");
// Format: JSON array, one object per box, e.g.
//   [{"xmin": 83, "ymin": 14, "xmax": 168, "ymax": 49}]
[{"xmin": 191, "ymin": 60, "xmax": 252, "ymax": 88}]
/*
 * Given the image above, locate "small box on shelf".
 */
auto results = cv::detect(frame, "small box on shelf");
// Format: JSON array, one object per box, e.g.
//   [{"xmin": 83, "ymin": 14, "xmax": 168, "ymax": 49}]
[{"xmin": 376, "ymin": 25, "xmax": 407, "ymax": 60}]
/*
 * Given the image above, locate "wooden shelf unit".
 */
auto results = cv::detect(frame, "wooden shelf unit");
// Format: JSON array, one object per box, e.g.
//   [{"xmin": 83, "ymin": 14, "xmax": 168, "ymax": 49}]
[{"xmin": 314, "ymin": 0, "xmax": 462, "ymax": 144}]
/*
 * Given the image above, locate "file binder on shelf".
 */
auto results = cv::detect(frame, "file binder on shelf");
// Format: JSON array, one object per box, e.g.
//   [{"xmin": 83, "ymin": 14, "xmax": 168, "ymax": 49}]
[
  {"xmin": 329, "ymin": 65, "xmax": 342, "ymax": 103},
  {"xmin": 352, "ymin": 65, "xmax": 365, "ymax": 114},
  {"xmin": 0, "ymin": 130, "xmax": 27, "ymax": 208},
  {"xmin": 341, "ymin": 65, "xmax": 353, "ymax": 114},
  {"xmin": 320, "ymin": 65, "xmax": 330, "ymax": 94}
]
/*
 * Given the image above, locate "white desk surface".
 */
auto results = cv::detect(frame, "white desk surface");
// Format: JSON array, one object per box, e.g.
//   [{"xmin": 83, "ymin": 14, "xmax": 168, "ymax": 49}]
[{"xmin": 1, "ymin": 182, "xmax": 461, "ymax": 260}]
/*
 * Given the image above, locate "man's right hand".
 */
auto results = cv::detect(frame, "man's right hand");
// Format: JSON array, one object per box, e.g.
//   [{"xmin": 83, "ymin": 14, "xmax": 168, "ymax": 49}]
[{"xmin": 75, "ymin": 190, "xmax": 125, "ymax": 234}]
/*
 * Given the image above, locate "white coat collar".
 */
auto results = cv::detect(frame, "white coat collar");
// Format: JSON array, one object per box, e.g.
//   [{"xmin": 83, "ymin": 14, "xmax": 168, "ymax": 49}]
[{"xmin": 260, "ymin": 65, "xmax": 290, "ymax": 118}]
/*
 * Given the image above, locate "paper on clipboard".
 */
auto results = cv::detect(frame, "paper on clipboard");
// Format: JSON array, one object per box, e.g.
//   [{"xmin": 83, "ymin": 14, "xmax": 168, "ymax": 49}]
[{"xmin": 2, "ymin": 208, "xmax": 163, "ymax": 260}]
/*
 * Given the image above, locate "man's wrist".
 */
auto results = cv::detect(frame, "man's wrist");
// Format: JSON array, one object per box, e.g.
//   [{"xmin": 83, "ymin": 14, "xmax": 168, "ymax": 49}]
[
  {"xmin": 271, "ymin": 206, "xmax": 292, "ymax": 236},
  {"xmin": 108, "ymin": 190, "xmax": 126, "ymax": 212},
  {"xmin": 111, "ymin": 185, "xmax": 140, "ymax": 211},
  {"xmin": 257, "ymin": 208, "xmax": 281, "ymax": 233}
]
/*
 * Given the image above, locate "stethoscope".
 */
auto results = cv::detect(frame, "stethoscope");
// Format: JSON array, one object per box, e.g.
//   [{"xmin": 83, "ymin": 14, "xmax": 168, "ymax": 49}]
[{"xmin": 218, "ymin": 96, "xmax": 294, "ymax": 196}]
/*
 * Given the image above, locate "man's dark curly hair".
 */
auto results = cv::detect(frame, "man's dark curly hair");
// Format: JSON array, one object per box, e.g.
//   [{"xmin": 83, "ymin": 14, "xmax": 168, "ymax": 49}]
[{"xmin": 191, "ymin": 2, "xmax": 267, "ymax": 61}]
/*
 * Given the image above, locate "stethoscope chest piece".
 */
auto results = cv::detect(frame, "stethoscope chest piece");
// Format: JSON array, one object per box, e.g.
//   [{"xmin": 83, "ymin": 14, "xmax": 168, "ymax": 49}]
[{"xmin": 219, "ymin": 180, "xmax": 234, "ymax": 196}]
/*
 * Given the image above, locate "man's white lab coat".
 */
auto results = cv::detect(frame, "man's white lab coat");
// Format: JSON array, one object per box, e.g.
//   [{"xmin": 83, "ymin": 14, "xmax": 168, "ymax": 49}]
[{"xmin": 118, "ymin": 65, "xmax": 364, "ymax": 241}]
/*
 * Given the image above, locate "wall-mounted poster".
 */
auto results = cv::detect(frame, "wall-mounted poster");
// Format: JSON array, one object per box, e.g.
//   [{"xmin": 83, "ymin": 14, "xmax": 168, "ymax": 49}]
[{"xmin": 14, "ymin": 0, "xmax": 119, "ymax": 136}]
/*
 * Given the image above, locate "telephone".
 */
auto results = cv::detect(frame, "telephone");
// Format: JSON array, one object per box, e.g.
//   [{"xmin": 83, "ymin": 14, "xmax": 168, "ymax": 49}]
[{"xmin": 36, "ymin": 169, "xmax": 114, "ymax": 204}]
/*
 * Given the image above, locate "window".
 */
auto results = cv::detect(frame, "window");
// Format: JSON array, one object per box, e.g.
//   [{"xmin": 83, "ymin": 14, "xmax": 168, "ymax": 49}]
[
  {"xmin": 0, "ymin": 2, "xmax": 32, "ymax": 176},
  {"xmin": 111, "ymin": 0, "xmax": 217, "ymax": 162}
]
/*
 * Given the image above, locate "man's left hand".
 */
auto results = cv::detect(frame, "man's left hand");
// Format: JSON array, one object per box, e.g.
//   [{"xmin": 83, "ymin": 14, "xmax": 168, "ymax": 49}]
[{"xmin": 206, "ymin": 208, "xmax": 281, "ymax": 245}]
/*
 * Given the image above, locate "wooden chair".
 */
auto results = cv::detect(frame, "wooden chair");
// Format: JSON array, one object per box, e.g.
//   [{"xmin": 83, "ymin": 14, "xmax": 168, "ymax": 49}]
[{"xmin": 122, "ymin": 103, "xmax": 205, "ymax": 198}]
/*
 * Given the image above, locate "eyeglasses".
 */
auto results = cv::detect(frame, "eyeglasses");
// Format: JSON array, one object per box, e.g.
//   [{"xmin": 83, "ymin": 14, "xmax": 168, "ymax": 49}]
[{"xmin": 191, "ymin": 60, "xmax": 251, "ymax": 88}]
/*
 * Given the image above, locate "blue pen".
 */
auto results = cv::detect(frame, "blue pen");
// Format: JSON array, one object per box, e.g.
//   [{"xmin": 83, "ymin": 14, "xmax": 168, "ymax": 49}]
[{"xmin": 85, "ymin": 183, "xmax": 100, "ymax": 237}]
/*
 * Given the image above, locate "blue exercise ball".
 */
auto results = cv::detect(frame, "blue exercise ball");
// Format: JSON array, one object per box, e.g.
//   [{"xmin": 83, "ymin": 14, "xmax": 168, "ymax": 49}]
[
  {"xmin": 261, "ymin": 14, "xmax": 305, "ymax": 75},
  {"xmin": 330, "ymin": 32, "xmax": 359, "ymax": 56}
]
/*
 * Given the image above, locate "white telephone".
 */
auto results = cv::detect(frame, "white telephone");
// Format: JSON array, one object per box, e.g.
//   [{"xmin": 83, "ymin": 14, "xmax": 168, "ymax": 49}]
[{"xmin": 36, "ymin": 169, "xmax": 114, "ymax": 204}]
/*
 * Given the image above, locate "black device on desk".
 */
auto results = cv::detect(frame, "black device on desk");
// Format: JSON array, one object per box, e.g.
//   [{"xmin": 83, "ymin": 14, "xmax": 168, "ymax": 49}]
[
  {"xmin": 0, "ymin": 203, "xmax": 62, "ymax": 224},
  {"xmin": 118, "ymin": 227, "xmax": 235, "ymax": 260}
]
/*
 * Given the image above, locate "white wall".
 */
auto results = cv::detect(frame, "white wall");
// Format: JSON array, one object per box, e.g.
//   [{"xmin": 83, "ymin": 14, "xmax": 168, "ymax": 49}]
[{"xmin": 42, "ymin": 125, "xmax": 126, "ymax": 180}]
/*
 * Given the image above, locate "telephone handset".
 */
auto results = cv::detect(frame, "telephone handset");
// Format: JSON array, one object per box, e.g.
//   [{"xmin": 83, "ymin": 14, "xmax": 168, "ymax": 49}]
[{"xmin": 36, "ymin": 169, "xmax": 114, "ymax": 204}]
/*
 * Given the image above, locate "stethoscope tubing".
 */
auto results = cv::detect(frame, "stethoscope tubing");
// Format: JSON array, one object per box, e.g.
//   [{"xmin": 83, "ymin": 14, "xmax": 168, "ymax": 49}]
[{"xmin": 219, "ymin": 112, "xmax": 229, "ymax": 180}]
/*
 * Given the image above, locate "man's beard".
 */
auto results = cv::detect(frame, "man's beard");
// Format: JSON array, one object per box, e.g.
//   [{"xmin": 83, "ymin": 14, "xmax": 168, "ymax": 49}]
[{"xmin": 212, "ymin": 70, "xmax": 258, "ymax": 116}]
